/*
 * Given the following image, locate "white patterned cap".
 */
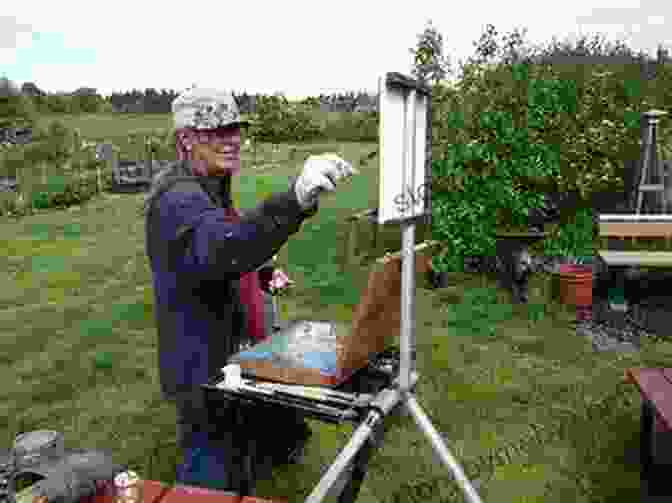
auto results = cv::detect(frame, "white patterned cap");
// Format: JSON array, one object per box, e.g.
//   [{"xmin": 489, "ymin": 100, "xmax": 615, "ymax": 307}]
[{"xmin": 172, "ymin": 87, "xmax": 250, "ymax": 130}]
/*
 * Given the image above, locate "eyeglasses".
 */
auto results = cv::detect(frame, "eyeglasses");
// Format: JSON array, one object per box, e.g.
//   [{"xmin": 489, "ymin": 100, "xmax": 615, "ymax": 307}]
[{"xmin": 193, "ymin": 132, "xmax": 241, "ymax": 147}]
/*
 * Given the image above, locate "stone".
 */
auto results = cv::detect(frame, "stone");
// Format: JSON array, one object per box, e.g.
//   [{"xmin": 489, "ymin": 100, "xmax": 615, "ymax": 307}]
[
  {"xmin": 0, "ymin": 176, "xmax": 18, "ymax": 193},
  {"xmin": 95, "ymin": 142, "xmax": 114, "ymax": 162},
  {"xmin": 576, "ymin": 323, "xmax": 640, "ymax": 353}
]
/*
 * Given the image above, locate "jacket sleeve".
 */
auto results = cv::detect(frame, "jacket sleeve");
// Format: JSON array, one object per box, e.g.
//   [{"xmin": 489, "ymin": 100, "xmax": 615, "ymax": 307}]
[{"xmin": 163, "ymin": 178, "xmax": 317, "ymax": 280}]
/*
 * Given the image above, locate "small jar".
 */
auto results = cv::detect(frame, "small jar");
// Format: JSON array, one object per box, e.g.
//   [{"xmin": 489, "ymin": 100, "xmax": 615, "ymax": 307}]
[{"xmin": 114, "ymin": 471, "xmax": 143, "ymax": 503}]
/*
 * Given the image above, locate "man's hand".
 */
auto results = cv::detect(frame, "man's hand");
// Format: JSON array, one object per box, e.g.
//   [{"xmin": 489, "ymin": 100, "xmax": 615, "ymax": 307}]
[{"xmin": 294, "ymin": 154, "xmax": 359, "ymax": 210}]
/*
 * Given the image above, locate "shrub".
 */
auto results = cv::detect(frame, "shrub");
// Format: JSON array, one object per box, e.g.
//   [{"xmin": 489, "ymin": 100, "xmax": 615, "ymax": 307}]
[
  {"xmin": 248, "ymin": 95, "xmax": 324, "ymax": 145},
  {"xmin": 321, "ymin": 111, "xmax": 377, "ymax": 142},
  {"xmin": 0, "ymin": 77, "xmax": 38, "ymax": 130},
  {"xmin": 427, "ymin": 24, "xmax": 672, "ymax": 273}
]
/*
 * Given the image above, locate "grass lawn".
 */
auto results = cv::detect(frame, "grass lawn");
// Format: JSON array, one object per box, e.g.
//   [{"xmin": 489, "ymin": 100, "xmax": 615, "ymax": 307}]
[{"xmin": 2, "ymin": 116, "xmax": 670, "ymax": 502}]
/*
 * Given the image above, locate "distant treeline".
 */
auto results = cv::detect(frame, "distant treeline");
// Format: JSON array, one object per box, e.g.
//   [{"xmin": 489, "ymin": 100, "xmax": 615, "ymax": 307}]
[
  {"xmin": 4, "ymin": 41, "xmax": 669, "ymax": 118},
  {"xmin": 103, "ymin": 89, "xmax": 379, "ymax": 114},
  {"xmin": 10, "ymin": 81, "xmax": 379, "ymax": 116}
]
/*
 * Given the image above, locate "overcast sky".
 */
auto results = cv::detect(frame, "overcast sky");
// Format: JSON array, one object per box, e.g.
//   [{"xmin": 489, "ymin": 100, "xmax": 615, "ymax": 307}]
[{"xmin": 0, "ymin": 1, "xmax": 670, "ymax": 100}]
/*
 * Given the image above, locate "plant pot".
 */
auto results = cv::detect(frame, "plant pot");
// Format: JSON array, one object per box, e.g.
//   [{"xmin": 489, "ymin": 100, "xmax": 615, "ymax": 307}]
[{"xmin": 557, "ymin": 264, "xmax": 593, "ymax": 308}]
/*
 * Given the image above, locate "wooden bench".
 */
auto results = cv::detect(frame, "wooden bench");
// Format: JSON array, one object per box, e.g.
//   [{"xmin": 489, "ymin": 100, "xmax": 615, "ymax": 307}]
[
  {"xmin": 598, "ymin": 215, "xmax": 672, "ymax": 267},
  {"xmin": 597, "ymin": 216, "xmax": 672, "ymax": 308},
  {"xmin": 624, "ymin": 368, "xmax": 672, "ymax": 500}
]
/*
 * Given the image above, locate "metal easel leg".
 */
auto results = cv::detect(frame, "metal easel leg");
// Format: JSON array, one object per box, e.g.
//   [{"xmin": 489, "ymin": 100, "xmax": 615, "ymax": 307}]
[
  {"xmin": 305, "ymin": 386, "xmax": 407, "ymax": 503},
  {"xmin": 335, "ymin": 419, "xmax": 384, "ymax": 503},
  {"xmin": 403, "ymin": 393, "xmax": 482, "ymax": 501}
]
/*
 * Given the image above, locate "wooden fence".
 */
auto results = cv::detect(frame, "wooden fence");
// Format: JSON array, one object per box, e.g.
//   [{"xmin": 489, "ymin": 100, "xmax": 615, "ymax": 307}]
[{"xmin": 341, "ymin": 208, "xmax": 431, "ymax": 267}]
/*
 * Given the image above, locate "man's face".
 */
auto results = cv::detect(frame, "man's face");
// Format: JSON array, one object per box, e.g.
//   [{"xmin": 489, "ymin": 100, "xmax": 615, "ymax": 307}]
[{"xmin": 192, "ymin": 127, "xmax": 241, "ymax": 176}]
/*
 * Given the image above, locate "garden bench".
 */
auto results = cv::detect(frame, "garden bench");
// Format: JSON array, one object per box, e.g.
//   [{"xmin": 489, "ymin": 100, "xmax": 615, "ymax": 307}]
[
  {"xmin": 596, "ymin": 215, "xmax": 672, "ymax": 312},
  {"xmin": 598, "ymin": 215, "xmax": 672, "ymax": 267},
  {"xmin": 624, "ymin": 368, "xmax": 672, "ymax": 500}
]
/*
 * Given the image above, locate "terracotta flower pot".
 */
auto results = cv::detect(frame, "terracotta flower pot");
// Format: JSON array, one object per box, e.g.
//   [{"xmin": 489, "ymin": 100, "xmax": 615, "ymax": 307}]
[{"xmin": 557, "ymin": 264, "xmax": 593, "ymax": 307}]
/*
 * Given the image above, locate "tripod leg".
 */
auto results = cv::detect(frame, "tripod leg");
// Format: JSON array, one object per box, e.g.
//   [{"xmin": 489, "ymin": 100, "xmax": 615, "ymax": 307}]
[
  {"xmin": 336, "ymin": 420, "xmax": 384, "ymax": 503},
  {"xmin": 305, "ymin": 388, "xmax": 402, "ymax": 503},
  {"xmin": 305, "ymin": 420, "xmax": 378, "ymax": 503},
  {"xmin": 403, "ymin": 394, "xmax": 483, "ymax": 503}
]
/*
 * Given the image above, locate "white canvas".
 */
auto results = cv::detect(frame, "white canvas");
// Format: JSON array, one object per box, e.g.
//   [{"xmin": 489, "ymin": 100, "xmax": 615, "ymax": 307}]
[{"xmin": 378, "ymin": 74, "xmax": 428, "ymax": 225}]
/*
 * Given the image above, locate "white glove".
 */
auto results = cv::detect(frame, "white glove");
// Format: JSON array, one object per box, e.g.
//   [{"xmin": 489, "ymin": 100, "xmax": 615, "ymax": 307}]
[{"xmin": 294, "ymin": 154, "xmax": 359, "ymax": 210}]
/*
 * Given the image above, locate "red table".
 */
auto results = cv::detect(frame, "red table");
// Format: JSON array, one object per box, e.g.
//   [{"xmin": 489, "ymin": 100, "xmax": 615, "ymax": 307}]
[
  {"xmin": 625, "ymin": 368, "xmax": 672, "ymax": 432},
  {"xmin": 624, "ymin": 368, "xmax": 672, "ymax": 500},
  {"xmin": 88, "ymin": 479, "xmax": 284, "ymax": 503}
]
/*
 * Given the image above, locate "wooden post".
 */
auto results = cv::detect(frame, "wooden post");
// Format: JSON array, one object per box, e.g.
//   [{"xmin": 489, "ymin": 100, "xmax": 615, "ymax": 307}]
[
  {"xmin": 108, "ymin": 149, "xmax": 118, "ymax": 194},
  {"xmin": 149, "ymin": 137, "xmax": 155, "ymax": 180},
  {"xmin": 145, "ymin": 134, "xmax": 153, "ymax": 180},
  {"xmin": 360, "ymin": 209, "xmax": 379, "ymax": 258},
  {"xmin": 73, "ymin": 128, "xmax": 81, "ymax": 192},
  {"xmin": 22, "ymin": 161, "xmax": 33, "ymax": 215},
  {"xmin": 343, "ymin": 209, "xmax": 380, "ymax": 266},
  {"xmin": 96, "ymin": 142, "xmax": 116, "ymax": 195},
  {"xmin": 14, "ymin": 164, "xmax": 22, "ymax": 214},
  {"xmin": 346, "ymin": 214, "xmax": 359, "ymax": 267},
  {"xmin": 102, "ymin": 151, "xmax": 112, "ymax": 196},
  {"xmin": 97, "ymin": 162, "xmax": 103, "ymax": 195},
  {"xmin": 253, "ymin": 139, "xmax": 257, "ymax": 167},
  {"xmin": 371, "ymin": 212, "xmax": 379, "ymax": 256}
]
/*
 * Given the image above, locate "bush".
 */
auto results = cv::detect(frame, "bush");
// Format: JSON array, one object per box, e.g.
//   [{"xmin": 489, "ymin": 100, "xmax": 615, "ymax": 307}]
[
  {"xmin": 0, "ymin": 78, "xmax": 38, "ymax": 130},
  {"xmin": 428, "ymin": 25, "xmax": 672, "ymax": 273},
  {"xmin": 431, "ymin": 62, "xmax": 581, "ymax": 272},
  {"xmin": 248, "ymin": 95, "xmax": 324, "ymax": 144},
  {"xmin": 0, "ymin": 119, "xmax": 114, "ymax": 218},
  {"xmin": 322, "ymin": 111, "xmax": 378, "ymax": 142},
  {"xmin": 541, "ymin": 206, "xmax": 594, "ymax": 259}
]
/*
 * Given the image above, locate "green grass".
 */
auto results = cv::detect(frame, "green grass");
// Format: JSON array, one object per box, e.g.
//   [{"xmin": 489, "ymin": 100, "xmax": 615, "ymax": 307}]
[{"xmin": 1, "ymin": 113, "xmax": 667, "ymax": 502}]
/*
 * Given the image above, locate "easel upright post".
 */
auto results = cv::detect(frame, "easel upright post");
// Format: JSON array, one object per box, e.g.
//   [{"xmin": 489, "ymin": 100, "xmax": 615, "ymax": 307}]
[{"xmin": 399, "ymin": 87, "xmax": 417, "ymax": 395}]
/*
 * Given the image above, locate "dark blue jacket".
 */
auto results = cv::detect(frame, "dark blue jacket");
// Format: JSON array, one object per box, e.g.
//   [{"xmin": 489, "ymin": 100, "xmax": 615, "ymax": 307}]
[{"xmin": 143, "ymin": 160, "xmax": 317, "ymax": 399}]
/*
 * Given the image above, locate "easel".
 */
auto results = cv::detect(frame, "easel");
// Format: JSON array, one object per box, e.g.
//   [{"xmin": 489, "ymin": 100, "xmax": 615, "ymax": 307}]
[
  {"xmin": 204, "ymin": 74, "xmax": 484, "ymax": 503},
  {"xmin": 303, "ymin": 74, "xmax": 483, "ymax": 503}
]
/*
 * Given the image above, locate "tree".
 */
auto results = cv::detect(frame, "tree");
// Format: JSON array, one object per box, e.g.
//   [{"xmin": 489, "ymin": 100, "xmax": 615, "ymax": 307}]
[
  {"xmin": 21, "ymin": 82, "xmax": 46, "ymax": 99},
  {"xmin": 409, "ymin": 20, "xmax": 452, "ymax": 86},
  {"xmin": 44, "ymin": 93, "xmax": 71, "ymax": 114},
  {"xmin": 301, "ymin": 96, "xmax": 320, "ymax": 109},
  {"xmin": 72, "ymin": 87, "xmax": 103, "ymax": 114},
  {"xmin": 0, "ymin": 77, "xmax": 37, "ymax": 130},
  {"xmin": 20, "ymin": 82, "xmax": 48, "ymax": 113}
]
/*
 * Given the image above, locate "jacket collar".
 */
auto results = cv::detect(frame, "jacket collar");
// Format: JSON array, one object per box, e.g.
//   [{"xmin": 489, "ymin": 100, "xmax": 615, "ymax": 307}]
[{"xmin": 141, "ymin": 160, "xmax": 232, "ymax": 215}]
